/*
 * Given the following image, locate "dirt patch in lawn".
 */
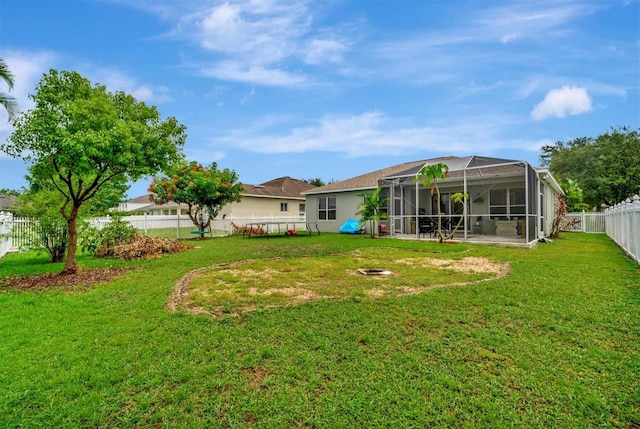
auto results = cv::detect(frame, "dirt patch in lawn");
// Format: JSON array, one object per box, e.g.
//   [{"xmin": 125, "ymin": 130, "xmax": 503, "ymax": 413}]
[
  {"xmin": 168, "ymin": 251, "xmax": 510, "ymax": 318},
  {"xmin": 0, "ymin": 267, "xmax": 132, "ymax": 292}
]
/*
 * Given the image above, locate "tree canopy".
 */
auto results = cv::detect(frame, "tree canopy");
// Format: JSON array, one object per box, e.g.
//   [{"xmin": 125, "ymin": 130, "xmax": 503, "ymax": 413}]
[
  {"xmin": 1, "ymin": 69, "xmax": 187, "ymax": 273},
  {"xmin": 540, "ymin": 127, "xmax": 640, "ymax": 208},
  {"xmin": 149, "ymin": 161, "xmax": 244, "ymax": 235}
]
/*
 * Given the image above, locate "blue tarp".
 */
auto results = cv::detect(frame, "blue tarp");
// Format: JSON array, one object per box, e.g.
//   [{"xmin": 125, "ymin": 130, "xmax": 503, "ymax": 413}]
[{"xmin": 339, "ymin": 219, "xmax": 364, "ymax": 234}]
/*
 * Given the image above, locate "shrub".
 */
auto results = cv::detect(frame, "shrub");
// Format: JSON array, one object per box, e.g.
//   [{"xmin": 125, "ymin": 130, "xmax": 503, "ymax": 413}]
[{"xmin": 81, "ymin": 218, "xmax": 139, "ymax": 254}]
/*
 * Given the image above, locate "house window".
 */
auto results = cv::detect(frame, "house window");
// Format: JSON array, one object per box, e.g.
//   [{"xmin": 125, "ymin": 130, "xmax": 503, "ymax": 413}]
[
  {"xmin": 490, "ymin": 188, "xmax": 525, "ymax": 219},
  {"xmin": 299, "ymin": 203, "xmax": 305, "ymax": 215},
  {"xmin": 280, "ymin": 202, "xmax": 288, "ymax": 212},
  {"xmin": 318, "ymin": 196, "xmax": 336, "ymax": 220}
]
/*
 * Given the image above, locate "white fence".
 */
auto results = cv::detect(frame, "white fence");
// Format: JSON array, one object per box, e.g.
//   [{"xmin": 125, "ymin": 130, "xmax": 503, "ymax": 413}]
[
  {"xmin": 0, "ymin": 213, "xmax": 307, "ymax": 256},
  {"xmin": 0, "ymin": 212, "xmax": 12, "ymax": 258},
  {"xmin": 562, "ymin": 212, "xmax": 606, "ymax": 233},
  {"xmin": 604, "ymin": 195, "xmax": 640, "ymax": 265},
  {"xmin": 89, "ymin": 214, "xmax": 306, "ymax": 237}
]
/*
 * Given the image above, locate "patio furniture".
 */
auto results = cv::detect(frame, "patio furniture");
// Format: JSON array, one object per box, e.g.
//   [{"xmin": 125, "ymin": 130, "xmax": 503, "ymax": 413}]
[
  {"xmin": 379, "ymin": 224, "xmax": 391, "ymax": 236},
  {"xmin": 419, "ymin": 217, "xmax": 437, "ymax": 238}
]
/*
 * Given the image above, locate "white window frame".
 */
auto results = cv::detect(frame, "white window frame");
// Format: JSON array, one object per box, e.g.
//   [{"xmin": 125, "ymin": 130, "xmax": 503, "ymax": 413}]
[{"xmin": 318, "ymin": 196, "xmax": 337, "ymax": 221}]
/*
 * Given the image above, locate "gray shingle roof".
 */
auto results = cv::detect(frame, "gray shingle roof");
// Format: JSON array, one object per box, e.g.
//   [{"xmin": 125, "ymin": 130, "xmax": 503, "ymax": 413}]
[
  {"xmin": 303, "ymin": 157, "xmax": 450, "ymax": 195},
  {"xmin": 305, "ymin": 156, "xmax": 530, "ymax": 194}
]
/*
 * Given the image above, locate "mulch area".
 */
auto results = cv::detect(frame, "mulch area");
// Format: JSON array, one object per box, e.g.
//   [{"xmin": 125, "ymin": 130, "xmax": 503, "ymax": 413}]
[{"xmin": 0, "ymin": 267, "xmax": 132, "ymax": 291}]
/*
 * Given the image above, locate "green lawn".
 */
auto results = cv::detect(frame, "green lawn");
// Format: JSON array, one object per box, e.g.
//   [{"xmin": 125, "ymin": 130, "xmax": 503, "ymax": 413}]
[{"xmin": 0, "ymin": 233, "xmax": 638, "ymax": 428}]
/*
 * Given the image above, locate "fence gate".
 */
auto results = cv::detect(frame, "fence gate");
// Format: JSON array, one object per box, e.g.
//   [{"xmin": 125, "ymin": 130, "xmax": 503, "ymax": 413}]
[{"xmin": 562, "ymin": 212, "xmax": 606, "ymax": 233}]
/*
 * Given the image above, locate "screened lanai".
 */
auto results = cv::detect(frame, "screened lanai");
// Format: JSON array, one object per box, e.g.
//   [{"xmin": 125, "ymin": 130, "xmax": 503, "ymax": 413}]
[{"xmin": 377, "ymin": 156, "xmax": 559, "ymax": 246}]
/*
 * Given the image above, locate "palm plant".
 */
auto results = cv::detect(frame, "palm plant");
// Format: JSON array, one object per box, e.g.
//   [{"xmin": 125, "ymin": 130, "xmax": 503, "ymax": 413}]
[
  {"xmin": 414, "ymin": 163, "xmax": 468, "ymax": 243},
  {"xmin": 0, "ymin": 59, "xmax": 17, "ymax": 120},
  {"xmin": 356, "ymin": 187, "xmax": 389, "ymax": 238}
]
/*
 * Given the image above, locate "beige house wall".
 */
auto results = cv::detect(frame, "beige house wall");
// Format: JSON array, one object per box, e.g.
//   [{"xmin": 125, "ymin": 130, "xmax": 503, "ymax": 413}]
[{"xmin": 220, "ymin": 196, "xmax": 306, "ymax": 218}]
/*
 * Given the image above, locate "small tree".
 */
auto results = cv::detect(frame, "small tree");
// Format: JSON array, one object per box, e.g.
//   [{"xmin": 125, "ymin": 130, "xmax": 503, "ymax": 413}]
[
  {"xmin": 414, "ymin": 163, "xmax": 468, "ymax": 243},
  {"xmin": 356, "ymin": 187, "xmax": 389, "ymax": 238},
  {"xmin": 149, "ymin": 161, "xmax": 244, "ymax": 237},
  {"xmin": 562, "ymin": 178, "xmax": 590, "ymax": 212},
  {"xmin": 14, "ymin": 190, "xmax": 68, "ymax": 262},
  {"xmin": 2, "ymin": 70, "xmax": 186, "ymax": 274}
]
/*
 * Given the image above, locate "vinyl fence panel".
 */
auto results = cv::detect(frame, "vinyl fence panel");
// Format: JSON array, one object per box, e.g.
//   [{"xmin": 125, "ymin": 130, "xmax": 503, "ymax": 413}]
[
  {"xmin": 605, "ymin": 195, "xmax": 640, "ymax": 265},
  {"xmin": 562, "ymin": 212, "xmax": 606, "ymax": 233}
]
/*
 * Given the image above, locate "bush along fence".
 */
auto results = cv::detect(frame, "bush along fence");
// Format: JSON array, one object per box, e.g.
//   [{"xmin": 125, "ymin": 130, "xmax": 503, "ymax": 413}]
[
  {"xmin": 0, "ymin": 213, "xmax": 307, "ymax": 256},
  {"xmin": 604, "ymin": 194, "xmax": 640, "ymax": 265}
]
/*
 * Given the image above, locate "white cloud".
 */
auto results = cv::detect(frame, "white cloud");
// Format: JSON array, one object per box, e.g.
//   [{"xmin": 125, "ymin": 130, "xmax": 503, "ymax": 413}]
[
  {"xmin": 209, "ymin": 111, "xmax": 535, "ymax": 157},
  {"xmin": 501, "ymin": 33, "xmax": 520, "ymax": 44},
  {"xmin": 0, "ymin": 51, "xmax": 58, "ymax": 149},
  {"xmin": 87, "ymin": 68, "xmax": 172, "ymax": 103},
  {"xmin": 477, "ymin": 2, "xmax": 595, "ymax": 40},
  {"xmin": 130, "ymin": 85, "xmax": 171, "ymax": 104},
  {"xmin": 201, "ymin": 61, "xmax": 307, "ymax": 86},
  {"xmin": 304, "ymin": 37, "xmax": 348, "ymax": 64},
  {"xmin": 516, "ymin": 76, "xmax": 543, "ymax": 100},
  {"xmin": 1, "ymin": 51, "xmax": 58, "ymax": 113},
  {"xmin": 531, "ymin": 86, "xmax": 592, "ymax": 120},
  {"xmin": 180, "ymin": 1, "xmax": 310, "ymax": 64},
  {"xmin": 165, "ymin": 0, "xmax": 356, "ymax": 86}
]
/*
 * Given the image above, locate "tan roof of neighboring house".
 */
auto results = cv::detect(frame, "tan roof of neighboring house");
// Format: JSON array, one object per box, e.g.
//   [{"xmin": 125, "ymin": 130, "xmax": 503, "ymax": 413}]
[
  {"xmin": 125, "ymin": 176, "xmax": 315, "ymax": 212},
  {"xmin": 243, "ymin": 176, "xmax": 316, "ymax": 199},
  {"xmin": 137, "ymin": 200, "xmax": 186, "ymax": 213},
  {"xmin": 126, "ymin": 194, "xmax": 153, "ymax": 204}
]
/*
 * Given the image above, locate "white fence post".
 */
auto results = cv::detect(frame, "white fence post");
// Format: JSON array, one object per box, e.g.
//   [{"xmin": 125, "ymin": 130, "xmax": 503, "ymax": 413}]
[
  {"xmin": 177, "ymin": 212, "xmax": 180, "ymax": 239},
  {"xmin": 0, "ymin": 212, "xmax": 13, "ymax": 258}
]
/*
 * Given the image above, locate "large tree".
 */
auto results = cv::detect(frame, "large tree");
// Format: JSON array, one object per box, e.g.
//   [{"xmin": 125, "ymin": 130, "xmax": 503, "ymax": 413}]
[
  {"xmin": 540, "ymin": 127, "xmax": 640, "ymax": 208},
  {"xmin": 0, "ymin": 58, "xmax": 18, "ymax": 120},
  {"xmin": 1, "ymin": 69, "xmax": 186, "ymax": 274},
  {"xmin": 149, "ymin": 161, "xmax": 244, "ymax": 236}
]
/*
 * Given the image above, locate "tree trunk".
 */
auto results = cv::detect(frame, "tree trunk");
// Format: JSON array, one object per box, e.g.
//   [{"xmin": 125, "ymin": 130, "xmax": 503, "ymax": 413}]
[{"xmin": 61, "ymin": 205, "xmax": 80, "ymax": 275}]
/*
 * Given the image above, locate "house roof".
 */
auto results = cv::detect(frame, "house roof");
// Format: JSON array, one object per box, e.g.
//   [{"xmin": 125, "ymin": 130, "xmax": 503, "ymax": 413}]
[
  {"xmin": 243, "ymin": 176, "xmax": 316, "ymax": 199},
  {"xmin": 303, "ymin": 159, "xmax": 431, "ymax": 195},
  {"xmin": 126, "ymin": 194, "xmax": 153, "ymax": 204},
  {"xmin": 125, "ymin": 176, "xmax": 315, "ymax": 212},
  {"xmin": 137, "ymin": 200, "xmax": 185, "ymax": 212},
  {"xmin": 0, "ymin": 194, "xmax": 17, "ymax": 212},
  {"xmin": 303, "ymin": 155, "xmax": 558, "ymax": 195},
  {"xmin": 382, "ymin": 156, "xmax": 527, "ymax": 183}
]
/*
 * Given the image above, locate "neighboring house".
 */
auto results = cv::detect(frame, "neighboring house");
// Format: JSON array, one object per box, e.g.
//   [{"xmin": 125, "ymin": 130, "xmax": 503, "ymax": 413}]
[
  {"xmin": 118, "ymin": 177, "xmax": 315, "ymax": 218},
  {"xmin": 0, "ymin": 193, "xmax": 17, "ymax": 213},
  {"xmin": 220, "ymin": 176, "xmax": 315, "ymax": 218},
  {"xmin": 116, "ymin": 194, "xmax": 157, "ymax": 214},
  {"xmin": 303, "ymin": 156, "xmax": 564, "ymax": 246}
]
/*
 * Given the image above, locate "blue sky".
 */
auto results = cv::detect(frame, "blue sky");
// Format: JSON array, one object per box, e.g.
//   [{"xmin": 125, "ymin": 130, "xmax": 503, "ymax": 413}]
[{"xmin": 1, "ymin": 0, "xmax": 638, "ymax": 198}]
